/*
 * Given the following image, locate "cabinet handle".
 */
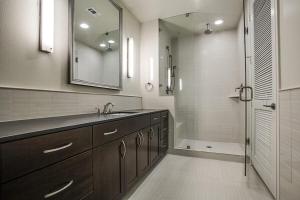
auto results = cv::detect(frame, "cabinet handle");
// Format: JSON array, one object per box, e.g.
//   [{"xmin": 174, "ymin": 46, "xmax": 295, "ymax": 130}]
[
  {"xmin": 104, "ymin": 129, "xmax": 118, "ymax": 136},
  {"xmin": 121, "ymin": 140, "xmax": 126, "ymax": 159},
  {"xmin": 44, "ymin": 180, "xmax": 74, "ymax": 199},
  {"xmin": 153, "ymin": 117, "xmax": 160, "ymax": 120},
  {"xmin": 43, "ymin": 142, "xmax": 73, "ymax": 154},
  {"xmin": 141, "ymin": 132, "xmax": 144, "ymax": 145},
  {"xmin": 150, "ymin": 128, "xmax": 154, "ymax": 139},
  {"xmin": 138, "ymin": 132, "xmax": 142, "ymax": 147}
]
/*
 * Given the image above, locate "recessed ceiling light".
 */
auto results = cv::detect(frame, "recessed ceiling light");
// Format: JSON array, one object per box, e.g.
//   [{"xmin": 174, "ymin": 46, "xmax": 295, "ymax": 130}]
[
  {"xmin": 80, "ymin": 23, "xmax": 89, "ymax": 29},
  {"xmin": 108, "ymin": 40, "xmax": 115, "ymax": 44},
  {"xmin": 214, "ymin": 19, "xmax": 224, "ymax": 25},
  {"xmin": 100, "ymin": 43, "xmax": 106, "ymax": 47}
]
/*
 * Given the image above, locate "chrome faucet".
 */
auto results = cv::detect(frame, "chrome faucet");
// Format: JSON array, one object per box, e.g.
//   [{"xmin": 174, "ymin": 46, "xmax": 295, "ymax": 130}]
[{"xmin": 103, "ymin": 102, "xmax": 114, "ymax": 114}]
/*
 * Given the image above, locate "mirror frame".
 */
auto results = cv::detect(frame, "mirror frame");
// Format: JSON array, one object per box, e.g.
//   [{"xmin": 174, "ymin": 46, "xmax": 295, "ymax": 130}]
[{"xmin": 69, "ymin": 0, "xmax": 123, "ymax": 90}]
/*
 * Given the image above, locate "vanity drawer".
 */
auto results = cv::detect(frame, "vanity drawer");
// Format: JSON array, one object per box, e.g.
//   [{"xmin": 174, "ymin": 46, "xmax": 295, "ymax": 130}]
[
  {"xmin": 93, "ymin": 115, "xmax": 150, "ymax": 147},
  {"xmin": 151, "ymin": 112, "xmax": 161, "ymax": 124},
  {"xmin": 1, "ymin": 151, "xmax": 93, "ymax": 200},
  {"xmin": 93, "ymin": 120, "xmax": 125, "ymax": 147},
  {"xmin": 1, "ymin": 126, "xmax": 92, "ymax": 182}
]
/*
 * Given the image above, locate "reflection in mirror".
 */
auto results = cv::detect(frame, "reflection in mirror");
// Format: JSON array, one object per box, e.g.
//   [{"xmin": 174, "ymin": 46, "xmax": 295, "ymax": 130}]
[{"xmin": 70, "ymin": 0, "xmax": 122, "ymax": 90}]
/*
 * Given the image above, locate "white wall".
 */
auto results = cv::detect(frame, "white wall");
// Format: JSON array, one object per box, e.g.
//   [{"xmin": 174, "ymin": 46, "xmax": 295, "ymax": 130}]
[
  {"xmin": 102, "ymin": 50, "xmax": 120, "ymax": 86},
  {"xmin": 0, "ymin": 0, "xmax": 142, "ymax": 121},
  {"xmin": 278, "ymin": 0, "xmax": 300, "ymax": 199},
  {"xmin": 279, "ymin": 0, "xmax": 300, "ymax": 90},
  {"xmin": 0, "ymin": 0, "xmax": 140, "ymax": 95},
  {"xmin": 174, "ymin": 29, "xmax": 242, "ymax": 143},
  {"xmin": 75, "ymin": 41, "xmax": 104, "ymax": 84},
  {"xmin": 140, "ymin": 20, "xmax": 175, "ymax": 147}
]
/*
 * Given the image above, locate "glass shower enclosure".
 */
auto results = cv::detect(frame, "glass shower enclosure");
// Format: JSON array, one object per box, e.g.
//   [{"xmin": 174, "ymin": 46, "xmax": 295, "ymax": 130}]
[{"xmin": 159, "ymin": 2, "xmax": 250, "ymax": 163}]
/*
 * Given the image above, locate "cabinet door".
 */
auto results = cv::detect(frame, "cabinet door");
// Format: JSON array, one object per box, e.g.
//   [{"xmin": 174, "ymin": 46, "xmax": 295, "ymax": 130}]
[
  {"xmin": 138, "ymin": 128, "xmax": 150, "ymax": 177},
  {"xmin": 160, "ymin": 113, "xmax": 169, "ymax": 155},
  {"xmin": 93, "ymin": 138, "xmax": 125, "ymax": 200},
  {"xmin": 150, "ymin": 124, "xmax": 160, "ymax": 166},
  {"xmin": 124, "ymin": 132, "xmax": 139, "ymax": 191}
]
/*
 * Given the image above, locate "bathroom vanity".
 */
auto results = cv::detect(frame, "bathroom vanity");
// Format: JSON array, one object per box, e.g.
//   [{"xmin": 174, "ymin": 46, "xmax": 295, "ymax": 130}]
[{"xmin": 0, "ymin": 110, "xmax": 169, "ymax": 200}]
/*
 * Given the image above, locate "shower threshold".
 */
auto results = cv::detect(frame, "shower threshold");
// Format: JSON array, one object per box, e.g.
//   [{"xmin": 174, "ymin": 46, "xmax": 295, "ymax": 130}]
[{"xmin": 176, "ymin": 139, "xmax": 244, "ymax": 156}]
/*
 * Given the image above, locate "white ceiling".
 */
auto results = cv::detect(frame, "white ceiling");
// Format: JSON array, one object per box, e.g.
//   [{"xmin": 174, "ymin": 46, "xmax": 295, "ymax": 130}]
[
  {"xmin": 161, "ymin": 11, "xmax": 241, "ymax": 38},
  {"xmin": 119, "ymin": 0, "xmax": 243, "ymax": 23}
]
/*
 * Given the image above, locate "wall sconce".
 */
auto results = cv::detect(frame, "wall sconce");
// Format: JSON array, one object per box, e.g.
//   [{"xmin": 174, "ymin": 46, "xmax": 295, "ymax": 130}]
[
  {"xmin": 179, "ymin": 78, "xmax": 183, "ymax": 91},
  {"xmin": 127, "ymin": 37, "xmax": 134, "ymax": 78},
  {"xmin": 40, "ymin": 0, "xmax": 54, "ymax": 53},
  {"xmin": 145, "ymin": 57, "xmax": 154, "ymax": 91}
]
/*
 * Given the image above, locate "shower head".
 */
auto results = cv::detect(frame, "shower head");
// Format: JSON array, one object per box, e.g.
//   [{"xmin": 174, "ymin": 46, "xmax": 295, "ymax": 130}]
[{"xmin": 204, "ymin": 23, "xmax": 213, "ymax": 35}]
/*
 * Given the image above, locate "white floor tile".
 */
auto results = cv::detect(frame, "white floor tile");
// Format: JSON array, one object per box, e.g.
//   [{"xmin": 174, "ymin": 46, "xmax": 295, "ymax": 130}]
[{"xmin": 124, "ymin": 154, "xmax": 274, "ymax": 200}]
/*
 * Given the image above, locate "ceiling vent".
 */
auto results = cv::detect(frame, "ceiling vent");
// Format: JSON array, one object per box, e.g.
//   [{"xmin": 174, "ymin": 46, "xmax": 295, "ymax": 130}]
[{"xmin": 87, "ymin": 8, "xmax": 99, "ymax": 16}]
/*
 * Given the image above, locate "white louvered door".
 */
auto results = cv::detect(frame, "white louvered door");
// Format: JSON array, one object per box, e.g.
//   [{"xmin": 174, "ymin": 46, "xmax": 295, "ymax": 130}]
[{"xmin": 252, "ymin": 0, "xmax": 277, "ymax": 196}]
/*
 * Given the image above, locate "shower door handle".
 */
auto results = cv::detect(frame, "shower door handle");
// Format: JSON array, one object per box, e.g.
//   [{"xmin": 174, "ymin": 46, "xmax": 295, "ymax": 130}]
[{"xmin": 239, "ymin": 85, "xmax": 253, "ymax": 102}]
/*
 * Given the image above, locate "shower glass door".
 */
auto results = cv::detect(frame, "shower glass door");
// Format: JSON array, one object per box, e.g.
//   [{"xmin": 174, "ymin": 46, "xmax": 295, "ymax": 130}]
[{"xmin": 159, "ymin": 0, "xmax": 250, "ymax": 176}]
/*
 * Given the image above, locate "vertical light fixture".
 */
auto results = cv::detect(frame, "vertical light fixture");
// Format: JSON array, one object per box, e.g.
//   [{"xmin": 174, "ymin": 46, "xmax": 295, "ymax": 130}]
[
  {"xmin": 167, "ymin": 67, "xmax": 171, "ymax": 89},
  {"xmin": 145, "ymin": 57, "xmax": 154, "ymax": 91},
  {"xmin": 149, "ymin": 57, "xmax": 154, "ymax": 82},
  {"xmin": 127, "ymin": 37, "xmax": 134, "ymax": 78},
  {"xmin": 179, "ymin": 78, "xmax": 183, "ymax": 91},
  {"xmin": 40, "ymin": 0, "xmax": 54, "ymax": 53}
]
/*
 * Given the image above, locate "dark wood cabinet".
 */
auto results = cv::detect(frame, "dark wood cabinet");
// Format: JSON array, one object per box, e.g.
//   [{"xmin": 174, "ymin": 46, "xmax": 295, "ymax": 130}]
[
  {"xmin": 150, "ymin": 124, "xmax": 160, "ymax": 166},
  {"xmin": 138, "ymin": 128, "xmax": 150, "ymax": 177},
  {"xmin": 1, "ymin": 151, "xmax": 93, "ymax": 200},
  {"xmin": 160, "ymin": 112, "xmax": 169, "ymax": 155},
  {"xmin": 1, "ymin": 127, "xmax": 92, "ymax": 183},
  {"xmin": 124, "ymin": 132, "xmax": 139, "ymax": 191},
  {"xmin": 0, "ymin": 110, "xmax": 168, "ymax": 200},
  {"xmin": 93, "ymin": 138, "xmax": 125, "ymax": 200}
]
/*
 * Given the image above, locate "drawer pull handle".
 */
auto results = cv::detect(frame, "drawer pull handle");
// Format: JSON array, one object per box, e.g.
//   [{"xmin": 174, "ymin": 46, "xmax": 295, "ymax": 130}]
[
  {"xmin": 153, "ymin": 117, "xmax": 160, "ymax": 120},
  {"xmin": 104, "ymin": 129, "xmax": 118, "ymax": 136},
  {"xmin": 44, "ymin": 180, "xmax": 74, "ymax": 199},
  {"xmin": 43, "ymin": 143, "xmax": 73, "ymax": 154}
]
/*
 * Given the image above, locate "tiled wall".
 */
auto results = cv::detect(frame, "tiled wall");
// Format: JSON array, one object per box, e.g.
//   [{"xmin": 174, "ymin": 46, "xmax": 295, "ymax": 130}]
[
  {"xmin": 174, "ymin": 29, "xmax": 242, "ymax": 144},
  {"xmin": 279, "ymin": 88, "xmax": 300, "ymax": 200},
  {"xmin": 0, "ymin": 88, "xmax": 142, "ymax": 122}
]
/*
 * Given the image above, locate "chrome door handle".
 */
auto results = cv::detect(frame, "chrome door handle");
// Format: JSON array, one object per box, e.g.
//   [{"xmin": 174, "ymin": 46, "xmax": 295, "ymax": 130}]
[
  {"xmin": 121, "ymin": 140, "xmax": 126, "ymax": 159},
  {"xmin": 150, "ymin": 128, "xmax": 154, "ymax": 138},
  {"xmin": 141, "ymin": 132, "xmax": 144, "ymax": 145},
  {"xmin": 43, "ymin": 142, "xmax": 73, "ymax": 154},
  {"xmin": 137, "ymin": 133, "xmax": 142, "ymax": 147},
  {"xmin": 104, "ymin": 129, "xmax": 118, "ymax": 136},
  {"xmin": 239, "ymin": 85, "xmax": 253, "ymax": 102},
  {"xmin": 263, "ymin": 103, "xmax": 276, "ymax": 110},
  {"xmin": 44, "ymin": 180, "xmax": 74, "ymax": 199}
]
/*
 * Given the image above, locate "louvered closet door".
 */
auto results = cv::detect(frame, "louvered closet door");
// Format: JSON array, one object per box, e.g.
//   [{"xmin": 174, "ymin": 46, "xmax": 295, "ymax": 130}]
[{"xmin": 252, "ymin": 0, "xmax": 277, "ymax": 196}]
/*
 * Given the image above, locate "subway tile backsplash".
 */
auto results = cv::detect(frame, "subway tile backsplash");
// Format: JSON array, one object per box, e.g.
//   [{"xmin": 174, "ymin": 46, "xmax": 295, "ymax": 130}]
[{"xmin": 0, "ymin": 88, "xmax": 142, "ymax": 122}]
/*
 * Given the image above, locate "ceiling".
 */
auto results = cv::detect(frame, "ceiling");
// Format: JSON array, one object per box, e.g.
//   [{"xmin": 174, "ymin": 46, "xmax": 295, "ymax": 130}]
[
  {"xmin": 119, "ymin": 0, "xmax": 243, "ymax": 23},
  {"xmin": 161, "ymin": 11, "xmax": 241, "ymax": 38},
  {"xmin": 74, "ymin": 0, "xmax": 120, "ymax": 52}
]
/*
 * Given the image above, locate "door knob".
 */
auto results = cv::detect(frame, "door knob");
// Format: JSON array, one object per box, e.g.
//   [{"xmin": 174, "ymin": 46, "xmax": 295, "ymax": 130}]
[{"xmin": 263, "ymin": 103, "xmax": 276, "ymax": 110}]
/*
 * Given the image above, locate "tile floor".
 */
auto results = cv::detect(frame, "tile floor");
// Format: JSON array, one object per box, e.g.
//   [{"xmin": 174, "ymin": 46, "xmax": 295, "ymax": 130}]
[
  {"xmin": 124, "ymin": 154, "xmax": 274, "ymax": 200},
  {"xmin": 177, "ymin": 139, "xmax": 245, "ymax": 156}
]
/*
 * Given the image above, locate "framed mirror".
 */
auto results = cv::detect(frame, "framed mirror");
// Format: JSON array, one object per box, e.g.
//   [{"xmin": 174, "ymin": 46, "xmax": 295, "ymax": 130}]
[{"xmin": 69, "ymin": 0, "xmax": 122, "ymax": 90}]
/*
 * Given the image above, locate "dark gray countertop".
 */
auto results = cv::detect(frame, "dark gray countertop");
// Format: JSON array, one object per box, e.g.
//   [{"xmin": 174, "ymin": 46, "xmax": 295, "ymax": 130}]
[{"xmin": 0, "ymin": 109, "xmax": 167, "ymax": 143}]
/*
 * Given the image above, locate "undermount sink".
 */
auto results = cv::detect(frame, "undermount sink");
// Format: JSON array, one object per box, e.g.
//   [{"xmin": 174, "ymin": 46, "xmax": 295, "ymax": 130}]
[{"xmin": 106, "ymin": 111, "xmax": 139, "ymax": 116}]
